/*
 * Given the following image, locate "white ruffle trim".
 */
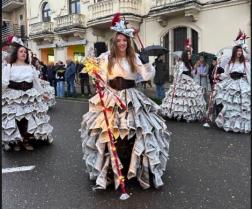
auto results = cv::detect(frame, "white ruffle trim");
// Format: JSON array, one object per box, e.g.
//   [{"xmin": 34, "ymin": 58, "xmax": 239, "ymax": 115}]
[
  {"xmin": 2, "ymin": 87, "xmax": 54, "ymax": 149},
  {"xmin": 80, "ymin": 88, "xmax": 171, "ymax": 190},
  {"xmin": 213, "ymin": 77, "xmax": 250, "ymax": 133},
  {"xmin": 160, "ymin": 74, "xmax": 206, "ymax": 122}
]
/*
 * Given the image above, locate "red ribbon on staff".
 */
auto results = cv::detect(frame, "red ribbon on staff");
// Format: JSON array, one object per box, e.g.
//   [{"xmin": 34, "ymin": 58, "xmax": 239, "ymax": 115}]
[{"xmin": 93, "ymin": 71, "xmax": 129, "ymax": 200}]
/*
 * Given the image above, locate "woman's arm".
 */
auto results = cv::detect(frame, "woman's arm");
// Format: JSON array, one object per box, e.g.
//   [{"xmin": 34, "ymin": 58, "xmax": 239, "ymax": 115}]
[
  {"xmin": 136, "ymin": 55, "xmax": 155, "ymax": 80},
  {"xmin": 2, "ymin": 65, "xmax": 11, "ymax": 93}
]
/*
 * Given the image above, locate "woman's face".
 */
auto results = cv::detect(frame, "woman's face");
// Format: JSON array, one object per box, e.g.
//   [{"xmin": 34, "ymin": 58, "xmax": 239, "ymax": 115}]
[
  {"xmin": 199, "ymin": 56, "xmax": 204, "ymax": 62},
  {"xmin": 116, "ymin": 34, "xmax": 127, "ymax": 53},
  {"xmin": 236, "ymin": 48, "xmax": 243, "ymax": 58},
  {"xmin": 35, "ymin": 60, "xmax": 40, "ymax": 67},
  {"xmin": 17, "ymin": 47, "xmax": 27, "ymax": 62},
  {"xmin": 187, "ymin": 51, "xmax": 191, "ymax": 59}
]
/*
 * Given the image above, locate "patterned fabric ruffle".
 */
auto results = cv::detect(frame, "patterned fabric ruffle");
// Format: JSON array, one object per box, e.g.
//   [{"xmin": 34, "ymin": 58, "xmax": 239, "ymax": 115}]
[
  {"xmin": 41, "ymin": 81, "xmax": 56, "ymax": 107},
  {"xmin": 160, "ymin": 74, "xmax": 206, "ymax": 122},
  {"xmin": 80, "ymin": 88, "xmax": 171, "ymax": 190},
  {"xmin": 2, "ymin": 88, "xmax": 54, "ymax": 150},
  {"xmin": 213, "ymin": 77, "xmax": 251, "ymax": 133}
]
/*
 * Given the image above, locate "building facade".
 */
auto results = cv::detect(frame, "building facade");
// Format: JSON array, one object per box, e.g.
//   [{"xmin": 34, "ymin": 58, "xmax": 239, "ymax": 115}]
[
  {"xmin": 25, "ymin": 0, "xmax": 250, "ymax": 80},
  {"xmin": 2, "ymin": 0, "xmax": 28, "ymax": 49}
]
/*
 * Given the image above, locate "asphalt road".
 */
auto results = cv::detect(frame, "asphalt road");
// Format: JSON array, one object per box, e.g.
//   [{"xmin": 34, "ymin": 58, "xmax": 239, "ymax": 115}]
[{"xmin": 2, "ymin": 99, "xmax": 251, "ymax": 209}]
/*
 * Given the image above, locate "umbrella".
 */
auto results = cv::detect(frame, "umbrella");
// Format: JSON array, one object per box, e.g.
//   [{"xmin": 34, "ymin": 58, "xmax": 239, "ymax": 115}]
[
  {"xmin": 191, "ymin": 51, "xmax": 216, "ymax": 66},
  {"xmin": 172, "ymin": 51, "xmax": 183, "ymax": 59},
  {"xmin": 144, "ymin": 45, "xmax": 169, "ymax": 56}
]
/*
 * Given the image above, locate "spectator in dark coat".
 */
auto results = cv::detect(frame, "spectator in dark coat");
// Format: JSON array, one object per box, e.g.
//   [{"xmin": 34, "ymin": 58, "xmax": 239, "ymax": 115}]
[
  {"xmin": 78, "ymin": 63, "xmax": 92, "ymax": 97},
  {"xmin": 154, "ymin": 54, "xmax": 167, "ymax": 99},
  {"xmin": 39, "ymin": 61, "xmax": 48, "ymax": 81},
  {"xmin": 65, "ymin": 58, "xmax": 76, "ymax": 98},
  {"xmin": 55, "ymin": 61, "xmax": 66, "ymax": 97},
  {"xmin": 47, "ymin": 61, "xmax": 56, "ymax": 94}
]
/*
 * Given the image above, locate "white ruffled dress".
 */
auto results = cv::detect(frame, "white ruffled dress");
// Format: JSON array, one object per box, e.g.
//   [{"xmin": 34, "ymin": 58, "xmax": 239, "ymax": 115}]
[
  {"xmin": 160, "ymin": 61, "xmax": 206, "ymax": 122},
  {"xmin": 34, "ymin": 70, "xmax": 56, "ymax": 108},
  {"xmin": 2, "ymin": 64, "xmax": 54, "ymax": 150},
  {"xmin": 213, "ymin": 61, "xmax": 251, "ymax": 133},
  {"xmin": 80, "ymin": 54, "xmax": 171, "ymax": 190}
]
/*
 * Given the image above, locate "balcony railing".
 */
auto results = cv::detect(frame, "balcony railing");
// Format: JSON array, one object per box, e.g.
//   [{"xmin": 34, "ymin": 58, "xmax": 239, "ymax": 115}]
[
  {"xmin": 89, "ymin": 0, "xmax": 142, "ymax": 20},
  {"xmin": 54, "ymin": 14, "xmax": 86, "ymax": 32},
  {"xmin": 29, "ymin": 22, "xmax": 54, "ymax": 37},
  {"xmin": 2, "ymin": 24, "xmax": 26, "ymax": 44},
  {"xmin": 2, "ymin": 0, "xmax": 24, "ymax": 12}
]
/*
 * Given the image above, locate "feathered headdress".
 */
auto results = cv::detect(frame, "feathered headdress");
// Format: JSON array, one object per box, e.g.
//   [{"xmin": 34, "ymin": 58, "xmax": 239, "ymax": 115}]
[
  {"xmin": 184, "ymin": 39, "xmax": 193, "ymax": 52},
  {"xmin": 234, "ymin": 29, "xmax": 249, "ymax": 45},
  {"xmin": 7, "ymin": 34, "xmax": 30, "ymax": 50},
  {"xmin": 110, "ymin": 13, "xmax": 134, "ymax": 38}
]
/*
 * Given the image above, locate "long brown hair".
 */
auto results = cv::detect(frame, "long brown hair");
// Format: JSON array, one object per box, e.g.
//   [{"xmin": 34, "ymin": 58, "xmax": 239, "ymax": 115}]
[
  {"xmin": 229, "ymin": 45, "xmax": 245, "ymax": 65},
  {"xmin": 108, "ymin": 32, "xmax": 137, "ymax": 75},
  {"xmin": 10, "ymin": 45, "xmax": 30, "ymax": 65},
  {"xmin": 181, "ymin": 50, "xmax": 193, "ymax": 76}
]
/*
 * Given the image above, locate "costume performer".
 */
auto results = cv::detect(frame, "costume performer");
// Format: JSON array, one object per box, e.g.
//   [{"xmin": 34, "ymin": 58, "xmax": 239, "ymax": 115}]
[
  {"xmin": 80, "ymin": 14, "xmax": 171, "ymax": 192},
  {"xmin": 160, "ymin": 43, "xmax": 206, "ymax": 122},
  {"xmin": 213, "ymin": 44, "xmax": 251, "ymax": 133},
  {"xmin": 2, "ymin": 35, "xmax": 54, "ymax": 151}
]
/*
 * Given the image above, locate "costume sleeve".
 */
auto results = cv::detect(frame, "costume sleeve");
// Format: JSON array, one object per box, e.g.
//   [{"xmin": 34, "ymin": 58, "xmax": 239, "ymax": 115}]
[
  {"xmin": 135, "ymin": 54, "xmax": 155, "ymax": 81},
  {"xmin": 2, "ymin": 65, "xmax": 11, "ymax": 93},
  {"xmin": 245, "ymin": 61, "xmax": 251, "ymax": 85},
  {"xmin": 32, "ymin": 66, "xmax": 45, "ymax": 93},
  {"xmin": 219, "ymin": 63, "xmax": 231, "ymax": 80}
]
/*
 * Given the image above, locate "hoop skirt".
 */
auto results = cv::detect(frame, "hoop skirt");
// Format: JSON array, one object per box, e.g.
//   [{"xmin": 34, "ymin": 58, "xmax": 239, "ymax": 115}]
[{"xmin": 80, "ymin": 87, "xmax": 171, "ymax": 190}]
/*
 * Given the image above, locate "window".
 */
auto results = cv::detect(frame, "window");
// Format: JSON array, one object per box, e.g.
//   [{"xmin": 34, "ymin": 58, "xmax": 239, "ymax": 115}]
[
  {"xmin": 163, "ymin": 33, "xmax": 170, "ymax": 81},
  {"xmin": 191, "ymin": 29, "xmax": 198, "ymax": 54},
  {"xmin": 70, "ymin": 0, "xmax": 80, "ymax": 14},
  {"xmin": 42, "ymin": 3, "xmax": 51, "ymax": 22},
  {"xmin": 94, "ymin": 0, "xmax": 104, "ymax": 3},
  {"xmin": 173, "ymin": 27, "xmax": 187, "ymax": 51},
  {"xmin": 19, "ymin": 15, "xmax": 23, "ymax": 21}
]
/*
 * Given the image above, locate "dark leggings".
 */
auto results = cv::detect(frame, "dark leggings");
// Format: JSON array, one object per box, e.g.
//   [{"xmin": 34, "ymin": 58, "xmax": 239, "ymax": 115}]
[{"xmin": 16, "ymin": 118, "xmax": 30, "ymax": 142}]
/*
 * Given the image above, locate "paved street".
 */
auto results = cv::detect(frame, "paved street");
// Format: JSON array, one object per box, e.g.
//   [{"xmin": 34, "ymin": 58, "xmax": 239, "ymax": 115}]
[{"xmin": 2, "ymin": 99, "xmax": 250, "ymax": 209}]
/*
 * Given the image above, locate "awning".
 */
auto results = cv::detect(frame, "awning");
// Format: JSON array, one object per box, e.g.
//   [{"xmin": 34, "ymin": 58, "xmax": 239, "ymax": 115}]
[
  {"xmin": 37, "ymin": 44, "xmax": 57, "ymax": 50},
  {"xmin": 59, "ymin": 39, "xmax": 87, "ymax": 47}
]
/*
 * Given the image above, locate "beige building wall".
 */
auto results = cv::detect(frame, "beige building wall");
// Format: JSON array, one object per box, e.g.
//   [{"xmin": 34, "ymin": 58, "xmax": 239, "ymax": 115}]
[{"xmin": 26, "ymin": 0, "xmax": 250, "ymax": 71}]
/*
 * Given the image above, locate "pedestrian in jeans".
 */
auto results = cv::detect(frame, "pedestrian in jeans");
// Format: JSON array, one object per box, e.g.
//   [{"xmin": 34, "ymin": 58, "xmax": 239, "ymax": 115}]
[
  {"xmin": 65, "ymin": 58, "xmax": 76, "ymax": 98},
  {"xmin": 55, "ymin": 61, "xmax": 66, "ymax": 97},
  {"xmin": 154, "ymin": 54, "xmax": 167, "ymax": 99},
  {"xmin": 78, "ymin": 63, "xmax": 92, "ymax": 97}
]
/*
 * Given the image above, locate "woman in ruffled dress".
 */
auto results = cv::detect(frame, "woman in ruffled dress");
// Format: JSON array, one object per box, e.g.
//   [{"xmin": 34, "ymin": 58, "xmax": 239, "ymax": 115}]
[
  {"xmin": 160, "ymin": 47, "xmax": 206, "ymax": 122},
  {"xmin": 31, "ymin": 56, "xmax": 56, "ymax": 107},
  {"xmin": 2, "ymin": 37, "xmax": 54, "ymax": 151},
  {"xmin": 213, "ymin": 45, "xmax": 251, "ymax": 133},
  {"xmin": 80, "ymin": 13, "xmax": 171, "ymax": 191}
]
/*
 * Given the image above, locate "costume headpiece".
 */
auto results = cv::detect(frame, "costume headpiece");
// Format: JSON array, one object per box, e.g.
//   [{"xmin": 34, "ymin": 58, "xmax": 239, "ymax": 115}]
[
  {"xmin": 234, "ymin": 29, "xmax": 249, "ymax": 45},
  {"xmin": 184, "ymin": 39, "xmax": 193, "ymax": 52},
  {"xmin": 110, "ymin": 13, "xmax": 134, "ymax": 38}
]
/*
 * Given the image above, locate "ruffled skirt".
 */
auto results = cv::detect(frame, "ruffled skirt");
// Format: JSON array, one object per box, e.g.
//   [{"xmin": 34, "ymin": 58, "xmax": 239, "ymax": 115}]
[
  {"xmin": 160, "ymin": 74, "xmax": 206, "ymax": 122},
  {"xmin": 2, "ymin": 88, "xmax": 54, "ymax": 150},
  {"xmin": 213, "ymin": 77, "xmax": 251, "ymax": 133},
  {"xmin": 41, "ymin": 81, "xmax": 56, "ymax": 107},
  {"xmin": 80, "ymin": 88, "xmax": 171, "ymax": 190}
]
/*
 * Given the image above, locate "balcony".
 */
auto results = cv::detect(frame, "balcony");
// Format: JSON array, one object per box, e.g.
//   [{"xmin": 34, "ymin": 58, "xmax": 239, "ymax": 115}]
[
  {"xmin": 2, "ymin": 0, "xmax": 24, "ymax": 12},
  {"xmin": 2, "ymin": 24, "xmax": 27, "ymax": 45},
  {"xmin": 149, "ymin": 0, "xmax": 202, "ymax": 23},
  {"xmin": 88, "ymin": 0, "xmax": 143, "ymax": 31},
  {"xmin": 29, "ymin": 22, "xmax": 54, "ymax": 44},
  {"xmin": 54, "ymin": 14, "xmax": 86, "ymax": 40}
]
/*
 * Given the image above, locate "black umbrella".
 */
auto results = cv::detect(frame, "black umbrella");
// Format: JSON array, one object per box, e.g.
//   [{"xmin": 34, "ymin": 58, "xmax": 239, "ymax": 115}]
[{"xmin": 144, "ymin": 45, "xmax": 169, "ymax": 56}]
